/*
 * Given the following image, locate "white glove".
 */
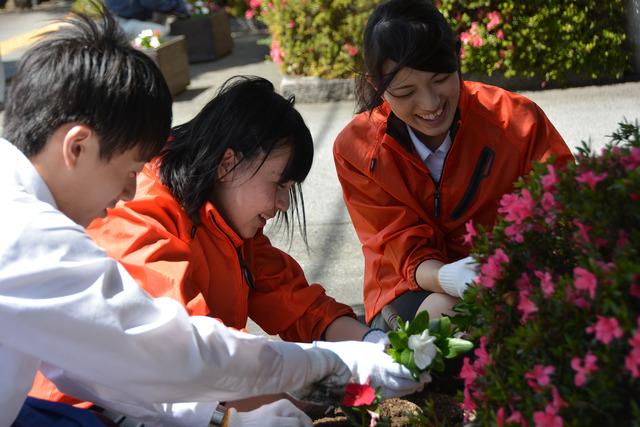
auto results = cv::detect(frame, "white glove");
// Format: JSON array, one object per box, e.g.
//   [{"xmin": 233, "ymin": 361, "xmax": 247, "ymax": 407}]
[
  {"xmin": 226, "ymin": 399, "xmax": 312, "ymax": 427},
  {"xmin": 437, "ymin": 256, "xmax": 479, "ymax": 298},
  {"xmin": 286, "ymin": 346, "xmax": 352, "ymax": 405},
  {"xmin": 362, "ymin": 328, "xmax": 390, "ymax": 346},
  {"xmin": 311, "ymin": 340, "xmax": 423, "ymax": 398}
]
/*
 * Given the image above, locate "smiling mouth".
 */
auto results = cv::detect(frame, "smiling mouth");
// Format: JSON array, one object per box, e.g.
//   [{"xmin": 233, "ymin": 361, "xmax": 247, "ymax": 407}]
[{"xmin": 415, "ymin": 104, "xmax": 445, "ymax": 122}]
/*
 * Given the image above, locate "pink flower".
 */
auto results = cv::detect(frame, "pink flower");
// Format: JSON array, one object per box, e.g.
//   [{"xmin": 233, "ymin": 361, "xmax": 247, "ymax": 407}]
[
  {"xmin": 533, "ymin": 404, "xmax": 563, "ymax": 427},
  {"xmin": 625, "ymin": 324, "xmax": 640, "ymax": 377},
  {"xmin": 478, "ymin": 249, "xmax": 509, "ymax": 288},
  {"xmin": 571, "ymin": 352, "xmax": 598, "ymax": 387},
  {"xmin": 525, "ymin": 364, "xmax": 555, "ymax": 390},
  {"xmin": 460, "ymin": 31, "xmax": 470, "ymax": 44},
  {"xmin": 463, "ymin": 220, "xmax": 477, "ymax": 246},
  {"xmin": 498, "ymin": 190, "xmax": 535, "ymax": 225},
  {"xmin": 572, "ymin": 220, "xmax": 591, "ymax": 243},
  {"xmin": 460, "ymin": 46, "xmax": 466, "ymax": 59},
  {"xmin": 496, "ymin": 29, "xmax": 505, "ymax": 40},
  {"xmin": 541, "ymin": 192, "xmax": 556, "ymax": 212},
  {"xmin": 505, "ymin": 223, "xmax": 524, "ymax": 243},
  {"xmin": 460, "ymin": 357, "xmax": 477, "ymax": 386},
  {"xmin": 631, "ymin": 283, "xmax": 640, "ymax": 298},
  {"xmin": 461, "ymin": 386, "xmax": 477, "ymax": 411},
  {"xmin": 534, "ymin": 270, "xmax": 555, "ymax": 298},
  {"xmin": 343, "ymin": 43, "xmax": 359, "ymax": 57},
  {"xmin": 270, "ymin": 39, "xmax": 283, "ymax": 65},
  {"xmin": 550, "ymin": 386, "xmax": 567, "ymax": 411},
  {"xmin": 506, "ymin": 410, "xmax": 523, "ymax": 424},
  {"xmin": 249, "ymin": 0, "xmax": 261, "ymax": 8},
  {"xmin": 516, "ymin": 272, "xmax": 532, "ymax": 291},
  {"xmin": 469, "ymin": 22, "xmax": 480, "ymax": 36},
  {"xmin": 586, "ymin": 315, "xmax": 623, "ymax": 344},
  {"xmin": 471, "ymin": 37, "xmax": 484, "ymax": 48},
  {"xmin": 287, "ymin": 19, "xmax": 295, "ymax": 29},
  {"xmin": 474, "ymin": 336, "xmax": 492, "ymax": 369},
  {"xmin": 573, "ymin": 267, "xmax": 597, "ymax": 299},
  {"xmin": 244, "ymin": 9, "xmax": 255, "ymax": 19},
  {"xmin": 620, "ymin": 147, "xmax": 640, "ymax": 171},
  {"xmin": 496, "ymin": 407, "xmax": 505, "ymax": 427},
  {"xmin": 541, "ymin": 165, "xmax": 559, "ymax": 191},
  {"xmin": 518, "ymin": 290, "xmax": 538, "ymax": 324},
  {"xmin": 486, "ymin": 11, "xmax": 502, "ymax": 31},
  {"xmin": 576, "ymin": 170, "xmax": 608, "ymax": 190}
]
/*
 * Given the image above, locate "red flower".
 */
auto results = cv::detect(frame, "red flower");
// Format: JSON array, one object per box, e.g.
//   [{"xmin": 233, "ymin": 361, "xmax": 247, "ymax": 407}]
[{"xmin": 341, "ymin": 382, "xmax": 377, "ymax": 407}]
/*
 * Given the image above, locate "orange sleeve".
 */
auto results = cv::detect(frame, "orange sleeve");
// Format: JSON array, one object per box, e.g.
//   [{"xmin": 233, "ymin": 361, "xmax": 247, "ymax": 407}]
[
  {"xmin": 523, "ymin": 102, "xmax": 574, "ymax": 170},
  {"xmin": 87, "ymin": 206, "xmax": 209, "ymax": 316},
  {"xmin": 333, "ymin": 143, "xmax": 447, "ymax": 296},
  {"xmin": 245, "ymin": 231, "xmax": 354, "ymax": 343}
]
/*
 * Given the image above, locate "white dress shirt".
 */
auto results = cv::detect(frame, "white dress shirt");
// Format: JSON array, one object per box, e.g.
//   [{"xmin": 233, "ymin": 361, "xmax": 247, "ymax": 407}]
[
  {"xmin": 406, "ymin": 125, "xmax": 452, "ymax": 183},
  {"xmin": 0, "ymin": 139, "xmax": 316, "ymax": 426}
]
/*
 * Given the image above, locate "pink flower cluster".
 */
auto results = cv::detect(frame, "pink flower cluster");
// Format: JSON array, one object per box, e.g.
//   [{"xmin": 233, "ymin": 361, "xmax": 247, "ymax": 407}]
[
  {"xmin": 571, "ymin": 352, "xmax": 598, "ymax": 387},
  {"xmin": 625, "ymin": 318, "xmax": 640, "ymax": 378},
  {"xmin": 244, "ymin": 0, "xmax": 261, "ymax": 20},
  {"xmin": 477, "ymin": 249, "xmax": 509, "ymax": 288},
  {"xmin": 460, "ymin": 336, "xmax": 491, "ymax": 415}
]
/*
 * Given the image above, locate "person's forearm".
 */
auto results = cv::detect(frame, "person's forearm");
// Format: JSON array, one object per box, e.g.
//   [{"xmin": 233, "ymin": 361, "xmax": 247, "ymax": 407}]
[
  {"xmin": 414, "ymin": 259, "xmax": 445, "ymax": 293},
  {"xmin": 323, "ymin": 316, "xmax": 369, "ymax": 341}
]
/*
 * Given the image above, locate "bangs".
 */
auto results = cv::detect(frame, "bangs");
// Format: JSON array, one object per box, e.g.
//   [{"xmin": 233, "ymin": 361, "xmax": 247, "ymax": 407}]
[{"xmin": 373, "ymin": 18, "xmax": 458, "ymax": 77}]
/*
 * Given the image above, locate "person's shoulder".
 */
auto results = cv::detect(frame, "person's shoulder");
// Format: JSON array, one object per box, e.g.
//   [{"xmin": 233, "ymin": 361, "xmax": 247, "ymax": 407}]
[
  {"xmin": 334, "ymin": 107, "xmax": 387, "ymax": 161},
  {"xmin": 464, "ymin": 80, "xmax": 540, "ymax": 116}
]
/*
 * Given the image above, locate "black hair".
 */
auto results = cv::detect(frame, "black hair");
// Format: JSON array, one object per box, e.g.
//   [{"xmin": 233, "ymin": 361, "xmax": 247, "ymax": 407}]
[
  {"xmin": 160, "ymin": 76, "xmax": 314, "ymax": 244},
  {"xmin": 3, "ymin": 9, "xmax": 172, "ymax": 161},
  {"xmin": 355, "ymin": 0, "xmax": 460, "ymax": 113}
]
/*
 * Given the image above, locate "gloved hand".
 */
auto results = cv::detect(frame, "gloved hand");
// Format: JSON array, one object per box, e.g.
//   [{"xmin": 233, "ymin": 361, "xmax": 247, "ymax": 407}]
[
  {"xmin": 312, "ymin": 340, "xmax": 424, "ymax": 398},
  {"xmin": 226, "ymin": 399, "xmax": 312, "ymax": 427},
  {"xmin": 362, "ymin": 328, "xmax": 390, "ymax": 346},
  {"xmin": 287, "ymin": 346, "xmax": 352, "ymax": 405},
  {"xmin": 437, "ymin": 256, "xmax": 479, "ymax": 298}
]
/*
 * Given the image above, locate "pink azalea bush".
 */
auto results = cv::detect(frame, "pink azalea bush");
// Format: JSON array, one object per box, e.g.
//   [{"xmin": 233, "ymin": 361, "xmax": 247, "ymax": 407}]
[{"xmin": 453, "ymin": 121, "xmax": 640, "ymax": 426}]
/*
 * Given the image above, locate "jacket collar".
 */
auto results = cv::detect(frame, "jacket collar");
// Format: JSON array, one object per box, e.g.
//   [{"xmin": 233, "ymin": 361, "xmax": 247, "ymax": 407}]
[
  {"xmin": 202, "ymin": 201, "xmax": 244, "ymax": 248},
  {"xmin": 0, "ymin": 139, "xmax": 57, "ymax": 208}
]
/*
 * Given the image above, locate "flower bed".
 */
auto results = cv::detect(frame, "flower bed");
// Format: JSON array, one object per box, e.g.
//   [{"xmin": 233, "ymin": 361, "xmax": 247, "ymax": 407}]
[{"xmin": 454, "ymin": 121, "xmax": 640, "ymax": 426}]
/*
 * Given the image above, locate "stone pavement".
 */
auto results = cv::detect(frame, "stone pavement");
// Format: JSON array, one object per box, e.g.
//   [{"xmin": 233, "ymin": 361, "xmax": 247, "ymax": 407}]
[{"xmin": 1, "ymin": 6, "xmax": 639, "ymax": 337}]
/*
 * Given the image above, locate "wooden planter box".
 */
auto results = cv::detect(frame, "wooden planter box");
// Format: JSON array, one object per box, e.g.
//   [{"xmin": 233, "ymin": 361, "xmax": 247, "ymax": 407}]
[
  {"xmin": 139, "ymin": 35, "xmax": 190, "ymax": 97},
  {"xmin": 169, "ymin": 10, "xmax": 234, "ymax": 63}
]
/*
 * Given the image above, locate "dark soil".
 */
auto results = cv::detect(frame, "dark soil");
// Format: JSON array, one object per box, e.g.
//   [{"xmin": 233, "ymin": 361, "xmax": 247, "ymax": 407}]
[{"xmin": 312, "ymin": 390, "xmax": 463, "ymax": 426}]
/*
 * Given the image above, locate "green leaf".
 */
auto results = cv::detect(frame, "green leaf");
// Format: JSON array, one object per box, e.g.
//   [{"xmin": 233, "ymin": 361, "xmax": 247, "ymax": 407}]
[
  {"xmin": 407, "ymin": 310, "xmax": 430, "ymax": 335},
  {"xmin": 387, "ymin": 331, "xmax": 404, "ymax": 350}
]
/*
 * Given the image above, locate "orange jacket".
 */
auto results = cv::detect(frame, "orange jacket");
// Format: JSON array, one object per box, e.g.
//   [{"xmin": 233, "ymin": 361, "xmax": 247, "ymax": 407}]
[
  {"xmin": 30, "ymin": 161, "xmax": 354, "ymax": 405},
  {"xmin": 334, "ymin": 81, "xmax": 573, "ymax": 323}
]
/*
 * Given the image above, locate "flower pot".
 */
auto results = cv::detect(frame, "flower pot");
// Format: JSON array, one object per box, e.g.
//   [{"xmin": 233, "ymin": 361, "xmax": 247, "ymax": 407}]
[
  {"xmin": 169, "ymin": 10, "xmax": 234, "ymax": 63},
  {"xmin": 138, "ymin": 35, "xmax": 190, "ymax": 97}
]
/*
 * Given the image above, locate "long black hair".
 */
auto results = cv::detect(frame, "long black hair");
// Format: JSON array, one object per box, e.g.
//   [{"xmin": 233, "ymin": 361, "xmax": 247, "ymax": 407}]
[
  {"xmin": 160, "ymin": 76, "xmax": 314, "ymax": 243},
  {"xmin": 355, "ymin": 0, "xmax": 460, "ymax": 114}
]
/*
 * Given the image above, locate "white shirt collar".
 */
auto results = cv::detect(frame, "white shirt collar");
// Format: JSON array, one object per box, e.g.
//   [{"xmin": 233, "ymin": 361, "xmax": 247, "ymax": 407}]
[
  {"xmin": 0, "ymin": 138, "xmax": 57, "ymax": 208},
  {"xmin": 406, "ymin": 125, "xmax": 452, "ymax": 162}
]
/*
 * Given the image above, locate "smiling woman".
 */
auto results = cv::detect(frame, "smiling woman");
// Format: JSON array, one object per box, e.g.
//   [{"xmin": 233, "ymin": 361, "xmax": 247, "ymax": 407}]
[{"xmin": 333, "ymin": 0, "xmax": 574, "ymax": 331}]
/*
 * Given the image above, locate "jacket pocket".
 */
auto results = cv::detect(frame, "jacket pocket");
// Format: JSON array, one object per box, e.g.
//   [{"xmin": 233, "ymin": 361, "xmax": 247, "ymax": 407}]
[{"xmin": 450, "ymin": 146, "xmax": 495, "ymax": 220}]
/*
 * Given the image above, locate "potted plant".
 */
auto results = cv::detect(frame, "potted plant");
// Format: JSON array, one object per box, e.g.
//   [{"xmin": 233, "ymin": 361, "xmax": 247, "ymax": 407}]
[
  {"xmin": 169, "ymin": 0, "xmax": 233, "ymax": 63},
  {"xmin": 133, "ymin": 29, "xmax": 190, "ymax": 97}
]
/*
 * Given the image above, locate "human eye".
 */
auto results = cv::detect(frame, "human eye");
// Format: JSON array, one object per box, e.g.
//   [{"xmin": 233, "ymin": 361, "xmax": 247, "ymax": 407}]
[
  {"xmin": 388, "ymin": 90, "xmax": 414, "ymax": 98},
  {"xmin": 433, "ymin": 74, "xmax": 451, "ymax": 84}
]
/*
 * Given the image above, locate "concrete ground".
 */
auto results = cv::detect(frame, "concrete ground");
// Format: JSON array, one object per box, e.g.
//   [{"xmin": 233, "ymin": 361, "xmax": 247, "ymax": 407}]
[{"xmin": 1, "ymin": 7, "xmax": 639, "ymax": 337}]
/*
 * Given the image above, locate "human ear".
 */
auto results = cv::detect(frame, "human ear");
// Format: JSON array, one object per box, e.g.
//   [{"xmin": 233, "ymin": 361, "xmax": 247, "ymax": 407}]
[
  {"xmin": 217, "ymin": 148, "xmax": 239, "ymax": 181},
  {"xmin": 61, "ymin": 124, "xmax": 93, "ymax": 170}
]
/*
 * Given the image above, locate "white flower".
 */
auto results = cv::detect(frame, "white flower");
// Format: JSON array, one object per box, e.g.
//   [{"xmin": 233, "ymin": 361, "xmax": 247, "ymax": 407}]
[
  {"xmin": 139, "ymin": 29, "xmax": 154, "ymax": 38},
  {"xmin": 133, "ymin": 37, "xmax": 142, "ymax": 48},
  {"xmin": 149, "ymin": 37, "xmax": 161, "ymax": 48},
  {"xmin": 408, "ymin": 329, "xmax": 437, "ymax": 370}
]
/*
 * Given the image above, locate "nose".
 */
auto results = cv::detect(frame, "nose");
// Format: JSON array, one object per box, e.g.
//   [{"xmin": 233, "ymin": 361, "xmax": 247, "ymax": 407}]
[
  {"xmin": 416, "ymin": 84, "xmax": 440, "ymax": 112},
  {"xmin": 275, "ymin": 186, "xmax": 291, "ymax": 213},
  {"xmin": 120, "ymin": 172, "xmax": 138, "ymax": 202}
]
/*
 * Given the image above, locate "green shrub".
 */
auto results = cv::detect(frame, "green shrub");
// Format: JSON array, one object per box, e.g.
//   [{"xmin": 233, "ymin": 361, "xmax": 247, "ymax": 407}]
[
  {"xmin": 453, "ymin": 121, "xmax": 640, "ymax": 426},
  {"xmin": 258, "ymin": 0, "xmax": 630, "ymax": 83},
  {"xmin": 258, "ymin": 0, "xmax": 378, "ymax": 79},
  {"xmin": 438, "ymin": 0, "xmax": 630, "ymax": 82}
]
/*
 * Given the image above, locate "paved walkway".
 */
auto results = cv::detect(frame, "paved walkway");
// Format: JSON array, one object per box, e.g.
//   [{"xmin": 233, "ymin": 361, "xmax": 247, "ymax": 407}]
[{"xmin": 1, "ymin": 7, "xmax": 639, "ymax": 337}]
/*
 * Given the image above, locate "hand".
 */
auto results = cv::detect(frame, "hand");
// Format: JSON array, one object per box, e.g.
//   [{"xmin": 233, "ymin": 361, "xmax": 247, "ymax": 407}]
[
  {"xmin": 312, "ymin": 341, "xmax": 424, "ymax": 398},
  {"xmin": 362, "ymin": 328, "xmax": 390, "ymax": 346},
  {"xmin": 226, "ymin": 399, "xmax": 312, "ymax": 427},
  {"xmin": 437, "ymin": 256, "xmax": 479, "ymax": 298},
  {"xmin": 288, "ymin": 347, "xmax": 352, "ymax": 405}
]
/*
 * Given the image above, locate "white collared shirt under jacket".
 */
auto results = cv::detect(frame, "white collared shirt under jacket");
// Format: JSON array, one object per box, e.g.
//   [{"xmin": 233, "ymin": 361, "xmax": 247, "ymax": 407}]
[{"xmin": 0, "ymin": 139, "xmax": 312, "ymax": 426}]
